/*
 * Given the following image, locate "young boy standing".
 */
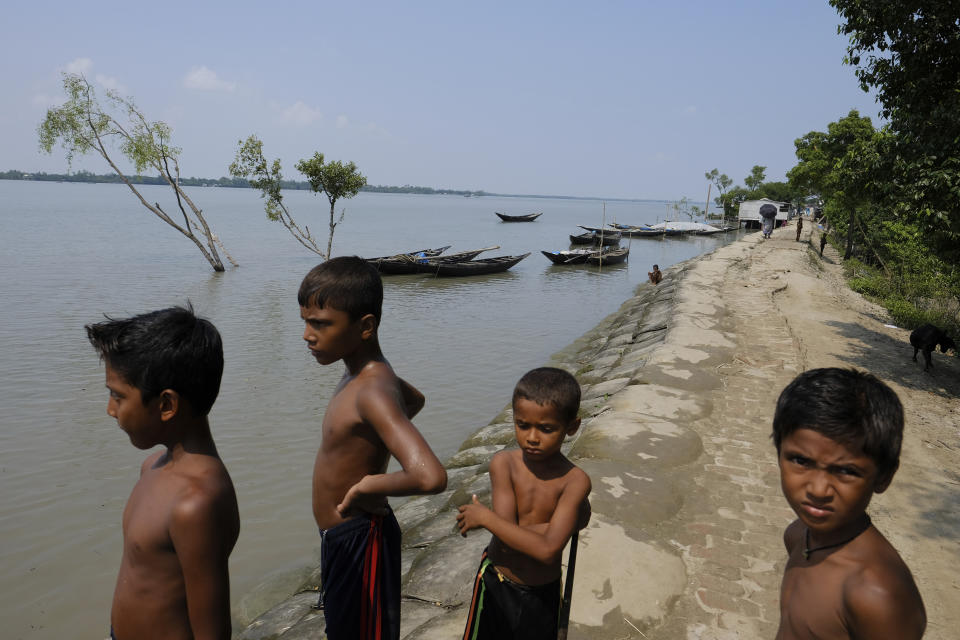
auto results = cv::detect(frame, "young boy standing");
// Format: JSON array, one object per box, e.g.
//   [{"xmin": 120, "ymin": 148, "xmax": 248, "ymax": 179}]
[
  {"xmin": 87, "ymin": 306, "xmax": 239, "ymax": 640},
  {"xmin": 456, "ymin": 367, "xmax": 591, "ymax": 640},
  {"xmin": 300, "ymin": 257, "xmax": 447, "ymax": 640},
  {"xmin": 773, "ymin": 368, "xmax": 926, "ymax": 639}
]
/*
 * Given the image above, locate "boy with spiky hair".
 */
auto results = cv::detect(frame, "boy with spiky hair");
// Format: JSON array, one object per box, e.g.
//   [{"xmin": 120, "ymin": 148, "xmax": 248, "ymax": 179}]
[
  {"xmin": 772, "ymin": 367, "xmax": 925, "ymax": 639},
  {"xmin": 87, "ymin": 305, "xmax": 239, "ymax": 640},
  {"xmin": 457, "ymin": 367, "xmax": 591, "ymax": 640},
  {"xmin": 299, "ymin": 256, "xmax": 447, "ymax": 640}
]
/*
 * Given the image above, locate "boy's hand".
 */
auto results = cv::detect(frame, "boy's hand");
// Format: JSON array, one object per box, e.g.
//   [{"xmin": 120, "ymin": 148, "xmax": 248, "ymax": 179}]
[
  {"xmin": 456, "ymin": 494, "xmax": 491, "ymax": 537},
  {"xmin": 336, "ymin": 477, "xmax": 389, "ymax": 518}
]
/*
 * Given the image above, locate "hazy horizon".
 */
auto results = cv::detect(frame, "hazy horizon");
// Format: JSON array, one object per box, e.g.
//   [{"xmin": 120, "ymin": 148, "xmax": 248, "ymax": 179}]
[{"xmin": 3, "ymin": 1, "xmax": 881, "ymax": 201}]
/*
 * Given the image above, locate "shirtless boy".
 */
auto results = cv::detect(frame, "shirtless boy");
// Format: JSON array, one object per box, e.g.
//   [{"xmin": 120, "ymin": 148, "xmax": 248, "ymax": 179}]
[
  {"xmin": 300, "ymin": 256, "xmax": 447, "ymax": 640},
  {"xmin": 773, "ymin": 368, "xmax": 925, "ymax": 639},
  {"xmin": 648, "ymin": 264, "xmax": 663, "ymax": 285},
  {"xmin": 86, "ymin": 306, "xmax": 239, "ymax": 640},
  {"xmin": 456, "ymin": 367, "xmax": 591, "ymax": 640}
]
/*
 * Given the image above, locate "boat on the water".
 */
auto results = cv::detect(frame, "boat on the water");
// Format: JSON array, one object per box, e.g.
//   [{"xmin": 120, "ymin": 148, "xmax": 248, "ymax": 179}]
[
  {"xmin": 495, "ymin": 212, "xmax": 542, "ymax": 222},
  {"xmin": 569, "ymin": 230, "xmax": 621, "ymax": 246},
  {"xmin": 541, "ymin": 246, "xmax": 617, "ymax": 265},
  {"xmin": 370, "ymin": 246, "xmax": 500, "ymax": 275},
  {"xmin": 366, "ymin": 246, "xmax": 450, "ymax": 263},
  {"xmin": 426, "ymin": 253, "xmax": 530, "ymax": 276},
  {"xmin": 585, "ymin": 246, "xmax": 629, "ymax": 266},
  {"xmin": 647, "ymin": 221, "xmax": 732, "ymax": 235}
]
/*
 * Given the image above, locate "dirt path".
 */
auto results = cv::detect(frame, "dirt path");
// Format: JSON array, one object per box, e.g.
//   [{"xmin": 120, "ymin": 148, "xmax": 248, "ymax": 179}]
[{"xmin": 669, "ymin": 221, "xmax": 960, "ymax": 639}]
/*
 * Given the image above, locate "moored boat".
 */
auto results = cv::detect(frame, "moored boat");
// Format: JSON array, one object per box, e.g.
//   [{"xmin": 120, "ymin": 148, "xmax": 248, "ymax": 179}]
[
  {"xmin": 366, "ymin": 246, "xmax": 451, "ymax": 264},
  {"xmin": 585, "ymin": 246, "xmax": 629, "ymax": 266},
  {"xmin": 426, "ymin": 253, "xmax": 530, "ymax": 276},
  {"xmin": 495, "ymin": 212, "xmax": 542, "ymax": 222},
  {"xmin": 542, "ymin": 247, "xmax": 623, "ymax": 265},
  {"xmin": 370, "ymin": 246, "xmax": 500, "ymax": 275},
  {"xmin": 570, "ymin": 230, "xmax": 621, "ymax": 246}
]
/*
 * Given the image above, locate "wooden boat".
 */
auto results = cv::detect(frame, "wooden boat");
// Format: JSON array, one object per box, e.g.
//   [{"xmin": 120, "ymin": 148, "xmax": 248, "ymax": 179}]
[
  {"xmin": 371, "ymin": 246, "xmax": 499, "ymax": 275},
  {"xmin": 495, "ymin": 212, "xmax": 542, "ymax": 222},
  {"xmin": 585, "ymin": 246, "xmax": 629, "ymax": 266},
  {"xmin": 541, "ymin": 247, "xmax": 614, "ymax": 265},
  {"xmin": 366, "ymin": 246, "xmax": 450, "ymax": 263},
  {"xmin": 426, "ymin": 253, "xmax": 530, "ymax": 277},
  {"xmin": 569, "ymin": 230, "xmax": 621, "ymax": 246}
]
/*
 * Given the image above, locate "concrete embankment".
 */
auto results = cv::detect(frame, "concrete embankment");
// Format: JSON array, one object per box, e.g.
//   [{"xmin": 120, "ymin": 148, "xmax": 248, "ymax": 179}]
[{"xmin": 238, "ymin": 248, "xmax": 722, "ymax": 639}]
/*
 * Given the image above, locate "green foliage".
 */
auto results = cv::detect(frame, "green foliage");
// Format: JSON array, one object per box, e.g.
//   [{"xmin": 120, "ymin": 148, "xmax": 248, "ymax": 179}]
[
  {"xmin": 743, "ymin": 165, "xmax": 766, "ymax": 191},
  {"xmin": 230, "ymin": 136, "xmax": 367, "ymax": 259},
  {"xmin": 295, "ymin": 154, "xmax": 367, "ymax": 208},
  {"xmin": 37, "ymin": 73, "xmax": 231, "ymax": 271},
  {"xmin": 832, "ymin": 0, "xmax": 960, "ymax": 242}
]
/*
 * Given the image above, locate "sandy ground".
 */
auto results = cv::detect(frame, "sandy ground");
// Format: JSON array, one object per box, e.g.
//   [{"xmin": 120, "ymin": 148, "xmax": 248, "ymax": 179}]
[
  {"xmin": 764, "ymin": 223, "xmax": 960, "ymax": 639},
  {"xmin": 657, "ymin": 220, "xmax": 960, "ymax": 639}
]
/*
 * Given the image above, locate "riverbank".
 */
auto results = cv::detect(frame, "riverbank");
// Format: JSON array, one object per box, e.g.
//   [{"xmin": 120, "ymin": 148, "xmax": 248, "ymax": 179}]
[{"xmin": 237, "ymin": 221, "xmax": 959, "ymax": 639}]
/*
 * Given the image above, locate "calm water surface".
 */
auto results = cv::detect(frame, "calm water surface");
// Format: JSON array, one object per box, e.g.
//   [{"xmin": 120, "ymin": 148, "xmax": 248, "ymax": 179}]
[{"xmin": 0, "ymin": 181, "xmax": 740, "ymax": 638}]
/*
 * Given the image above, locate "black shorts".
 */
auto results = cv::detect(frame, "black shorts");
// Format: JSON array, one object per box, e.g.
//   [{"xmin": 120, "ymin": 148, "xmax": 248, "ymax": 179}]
[
  {"xmin": 461, "ymin": 550, "xmax": 561, "ymax": 640},
  {"xmin": 320, "ymin": 508, "xmax": 401, "ymax": 640}
]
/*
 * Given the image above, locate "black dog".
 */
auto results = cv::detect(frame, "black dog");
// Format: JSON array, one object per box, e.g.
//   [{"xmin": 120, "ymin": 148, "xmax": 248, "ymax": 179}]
[{"xmin": 910, "ymin": 324, "xmax": 957, "ymax": 371}]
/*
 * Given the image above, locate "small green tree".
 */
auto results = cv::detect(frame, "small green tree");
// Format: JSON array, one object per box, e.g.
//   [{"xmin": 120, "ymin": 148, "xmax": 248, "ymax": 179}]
[
  {"xmin": 39, "ymin": 73, "xmax": 236, "ymax": 271},
  {"xmin": 744, "ymin": 165, "xmax": 767, "ymax": 192},
  {"xmin": 230, "ymin": 136, "xmax": 366, "ymax": 259},
  {"xmin": 788, "ymin": 111, "xmax": 878, "ymax": 259},
  {"xmin": 296, "ymin": 153, "xmax": 367, "ymax": 260},
  {"xmin": 705, "ymin": 168, "xmax": 733, "ymax": 214}
]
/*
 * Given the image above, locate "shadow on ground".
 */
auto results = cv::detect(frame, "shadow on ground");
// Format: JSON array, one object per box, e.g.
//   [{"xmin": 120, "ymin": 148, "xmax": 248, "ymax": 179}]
[{"xmin": 823, "ymin": 320, "xmax": 960, "ymax": 400}]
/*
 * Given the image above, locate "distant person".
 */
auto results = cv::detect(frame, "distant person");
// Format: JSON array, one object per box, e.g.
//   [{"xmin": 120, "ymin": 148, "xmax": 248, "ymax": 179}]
[
  {"xmin": 87, "ymin": 306, "xmax": 240, "ymax": 640},
  {"xmin": 795, "ymin": 217, "xmax": 803, "ymax": 242},
  {"xmin": 772, "ymin": 368, "xmax": 925, "ymax": 640},
  {"xmin": 300, "ymin": 257, "xmax": 447, "ymax": 640},
  {"xmin": 820, "ymin": 232, "xmax": 827, "ymax": 257},
  {"xmin": 648, "ymin": 264, "xmax": 663, "ymax": 285},
  {"xmin": 762, "ymin": 215, "xmax": 775, "ymax": 238},
  {"xmin": 909, "ymin": 323, "xmax": 957, "ymax": 371},
  {"xmin": 457, "ymin": 367, "xmax": 592, "ymax": 640}
]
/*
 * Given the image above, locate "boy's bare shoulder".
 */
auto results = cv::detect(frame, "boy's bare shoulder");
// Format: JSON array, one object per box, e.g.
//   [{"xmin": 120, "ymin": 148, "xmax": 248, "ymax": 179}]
[
  {"xmin": 170, "ymin": 456, "xmax": 238, "ymax": 525},
  {"xmin": 842, "ymin": 537, "xmax": 925, "ymax": 637}
]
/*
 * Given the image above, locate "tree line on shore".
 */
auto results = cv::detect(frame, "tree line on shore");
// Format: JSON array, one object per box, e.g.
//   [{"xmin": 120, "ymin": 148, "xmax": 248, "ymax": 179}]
[{"xmin": 0, "ymin": 169, "xmax": 484, "ymax": 197}]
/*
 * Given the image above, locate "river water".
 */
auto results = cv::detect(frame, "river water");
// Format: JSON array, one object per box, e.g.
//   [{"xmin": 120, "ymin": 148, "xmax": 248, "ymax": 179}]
[{"xmin": 0, "ymin": 180, "xmax": 740, "ymax": 638}]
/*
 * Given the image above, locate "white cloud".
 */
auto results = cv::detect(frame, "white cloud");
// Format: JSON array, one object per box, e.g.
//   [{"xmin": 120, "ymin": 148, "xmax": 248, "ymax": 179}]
[
  {"xmin": 336, "ymin": 115, "xmax": 349, "ymax": 129},
  {"xmin": 279, "ymin": 101, "xmax": 323, "ymax": 126},
  {"xmin": 183, "ymin": 66, "xmax": 236, "ymax": 92},
  {"xmin": 95, "ymin": 74, "xmax": 127, "ymax": 94},
  {"xmin": 683, "ymin": 105, "xmax": 697, "ymax": 115},
  {"xmin": 65, "ymin": 58, "xmax": 93, "ymax": 75}
]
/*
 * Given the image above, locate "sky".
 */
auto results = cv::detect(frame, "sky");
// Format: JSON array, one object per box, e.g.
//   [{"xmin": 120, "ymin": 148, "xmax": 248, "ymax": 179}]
[{"xmin": 2, "ymin": 1, "xmax": 883, "ymax": 200}]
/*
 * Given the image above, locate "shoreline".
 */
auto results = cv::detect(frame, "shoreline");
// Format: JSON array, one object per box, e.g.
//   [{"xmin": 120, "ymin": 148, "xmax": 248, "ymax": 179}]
[{"xmin": 238, "ymin": 222, "xmax": 960, "ymax": 639}]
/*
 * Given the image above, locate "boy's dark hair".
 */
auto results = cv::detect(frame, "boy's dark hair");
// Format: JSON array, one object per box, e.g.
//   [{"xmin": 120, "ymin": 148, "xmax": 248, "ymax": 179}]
[
  {"xmin": 512, "ymin": 367, "xmax": 581, "ymax": 424},
  {"xmin": 86, "ymin": 305, "xmax": 224, "ymax": 416},
  {"xmin": 772, "ymin": 368, "xmax": 903, "ymax": 480},
  {"xmin": 298, "ymin": 256, "xmax": 383, "ymax": 323}
]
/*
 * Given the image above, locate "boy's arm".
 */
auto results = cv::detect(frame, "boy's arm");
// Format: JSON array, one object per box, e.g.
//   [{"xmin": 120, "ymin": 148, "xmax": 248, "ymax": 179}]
[
  {"xmin": 337, "ymin": 381, "xmax": 447, "ymax": 516},
  {"xmin": 844, "ymin": 568, "xmax": 926, "ymax": 639},
  {"xmin": 169, "ymin": 488, "xmax": 236, "ymax": 640},
  {"xmin": 397, "ymin": 376, "xmax": 425, "ymax": 419},
  {"xmin": 458, "ymin": 465, "xmax": 591, "ymax": 565}
]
